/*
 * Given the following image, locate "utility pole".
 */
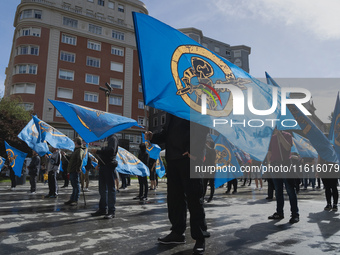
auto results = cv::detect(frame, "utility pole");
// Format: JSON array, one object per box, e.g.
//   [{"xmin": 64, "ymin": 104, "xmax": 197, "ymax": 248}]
[{"xmin": 99, "ymin": 82, "xmax": 112, "ymax": 112}]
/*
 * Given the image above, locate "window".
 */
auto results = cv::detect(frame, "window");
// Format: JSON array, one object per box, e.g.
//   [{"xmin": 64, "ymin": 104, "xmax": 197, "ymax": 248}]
[
  {"xmin": 13, "ymin": 64, "xmax": 37, "ymax": 75},
  {"xmin": 153, "ymin": 117, "xmax": 158, "ymax": 127},
  {"xmin": 110, "ymin": 61, "xmax": 123, "ymax": 72},
  {"xmin": 55, "ymin": 110, "xmax": 63, "ymax": 117},
  {"xmin": 138, "ymin": 100, "xmax": 144, "ymax": 109},
  {"xmin": 214, "ymin": 46, "xmax": 220, "ymax": 53},
  {"xmin": 59, "ymin": 69, "xmax": 74, "ymax": 80},
  {"xmin": 110, "ymin": 78, "xmax": 123, "ymax": 89},
  {"xmin": 112, "ymin": 30, "xmax": 125, "ymax": 40},
  {"xmin": 86, "ymin": 57, "xmax": 100, "ymax": 68},
  {"xmin": 154, "ymin": 108, "xmax": 158, "ymax": 114},
  {"xmin": 109, "ymin": 95, "xmax": 122, "ymax": 106},
  {"xmin": 18, "ymin": 103, "xmax": 34, "ymax": 111},
  {"xmin": 60, "ymin": 51, "xmax": 75, "ymax": 63},
  {"xmin": 61, "ymin": 34, "xmax": 77, "ymax": 45},
  {"xmin": 138, "ymin": 84, "xmax": 143, "ymax": 93},
  {"xmin": 108, "ymin": 16, "xmax": 114, "ymax": 23},
  {"xmin": 118, "ymin": 4, "xmax": 124, "ymax": 12},
  {"xmin": 138, "ymin": 117, "xmax": 145, "ymax": 126},
  {"xmin": 98, "ymin": 0, "xmax": 104, "ymax": 6},
  {"xmin": 20, "ymin": 9, "xmax": 42, "ymax": 19},
  {"xmin": 111, "ymin": 46, "xmax": 124, "ymax": 56},
  {"xmin": 84, "ymin": 92, "xmax": 99, "ymax": 102},
  {"xmin": 136, "ymin": 135, "xmax": 142, "ymax": 144},
  {"xmin": 233, "ymin": 50, "xmax": 241, "ymax": 58},
  {"xmin": 88, "ymin": 0, "xmax": 94, "ymax": 2},
  {"xmin": 108, "ymin": 1, "xmax": 114, "ymax": 9},
  {"xmin": 57, "ymin": 88, "xmax": 73, "ymax": 99},
  {"xmin": 89, "ymin": 24, "xmax": 102, "ymax": 35},
  {"xmin": 16, "ymin": 45, "xmax": 39, "ymax": 56},
  {"xmin": 226, "ymin": 50, "xmax": 231, "ymax": 57},
  {"xmin": 161, "ymin": 114, "xmax": 166, "ymax": 125},
  {"xmin": 96, "ymin": 13, "xmax": 104, "ymax": 20},
  {"xmin": 86, "ymin": 74, "xmax": 99, "ymax": 85},
  {"xmin": 63, "ymin": 17, "xmax": 78, "ymax": 28},
  {"xmin": 86, "ymin": 10, "xmax": 94, "ymax": 17},
  {"xmin": 19, "ymin": 27, "xmax": 41, "ymax": 37},
  {"xmin": 88, "ymin": 40, "xmax": 101, "ymax": 51},
  {"xmin": 11, "ymin": 83, "xmax": 36, "ymax": 94},
  {"xmin": 125, "ymin": 134, "xmax": 135, "ymax": 143}
]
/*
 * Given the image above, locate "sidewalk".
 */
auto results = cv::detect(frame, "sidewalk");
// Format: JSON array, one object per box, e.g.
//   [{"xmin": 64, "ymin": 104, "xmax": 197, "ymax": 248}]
[{"xmin": 0, "ymin": 179, "xmax": 339, "ymax": 255}]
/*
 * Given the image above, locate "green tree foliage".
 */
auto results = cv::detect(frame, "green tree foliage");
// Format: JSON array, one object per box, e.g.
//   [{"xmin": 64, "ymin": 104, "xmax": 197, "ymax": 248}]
[{"xmin": 0, "ymin": 97, "xmax": 32, "ymax": 158}]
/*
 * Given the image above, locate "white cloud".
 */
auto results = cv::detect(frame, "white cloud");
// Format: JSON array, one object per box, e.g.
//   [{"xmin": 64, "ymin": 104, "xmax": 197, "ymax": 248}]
[{"xmin": 212, "ymin": 0, "xmax": 340, "ymax": 40}]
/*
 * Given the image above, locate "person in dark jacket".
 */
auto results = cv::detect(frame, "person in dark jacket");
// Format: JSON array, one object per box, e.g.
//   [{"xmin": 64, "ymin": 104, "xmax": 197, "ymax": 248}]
[
  {"xmin": 64, "ymin": 137, "xmax": 85, "ymax": 206},
  {"xmin": 28, "ymin": 151, "xmax": 40, "ymax": 194},
  {"xmin": 146, "ymin": 113, "xmax": 210, "ymax": 254},
  {"xmin": 91, "ymin": 134, "xmax": 119, "ymax": 219},
  {"xmin": 135, "ymin": 143, "xmax": 149, "ymax": 201}
]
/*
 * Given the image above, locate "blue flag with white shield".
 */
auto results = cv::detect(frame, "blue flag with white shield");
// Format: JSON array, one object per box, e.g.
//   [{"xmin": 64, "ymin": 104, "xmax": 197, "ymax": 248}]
[
  {"xmin": 133, "ymin": 12, "xmax": 281, "ymax": 162},
  {"xmin": 116, "ymin": 147, "xmax": 150, "ymax": 177},
  {"xmin": 49, "ymin": 100, "xmax": 141, "ymax": 143},
  {"xmin": 213, "ymin": 134, "xmax": 243, "ymax": 189},
  {"xmin": 328, "ymin": 93, "xmax": 340, "ymax": 161},
  {"xmin": 4, "ymin": 141, "xmax": 28, "ymax": 177},
  {"xmin": 142, "ymin": 133, "xmax": 161, "ymax": 160},
  {"xmin": 291, "ymin": 132, "xmax": 318, "ymax": 159},
  {"xmin": 155, "ymin": 156, "xmax": 166, "ymax": 178},
  {"xmin": 0, "ymin": 156, "xmax": 5, "ymax": 170}
]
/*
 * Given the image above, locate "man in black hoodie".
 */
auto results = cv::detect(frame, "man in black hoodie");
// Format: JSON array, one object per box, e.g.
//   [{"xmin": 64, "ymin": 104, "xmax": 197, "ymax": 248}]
[
  {"xmin": 91, "ymin": 134, "xmax": 119, "ymax": 219},
  {"xmin": 146, "ymin": 114, "xmax": 210, "ymax": 255}
]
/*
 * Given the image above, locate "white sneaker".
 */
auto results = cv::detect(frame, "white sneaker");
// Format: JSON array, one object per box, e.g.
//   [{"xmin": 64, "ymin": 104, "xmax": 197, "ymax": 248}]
[
  {"xmin": 10, "ymin": 187, "xmax": 16, "ymax": 191},
  {"xmin": 259, "ymin": 187, "xmax": 262, "ymax": 191}
]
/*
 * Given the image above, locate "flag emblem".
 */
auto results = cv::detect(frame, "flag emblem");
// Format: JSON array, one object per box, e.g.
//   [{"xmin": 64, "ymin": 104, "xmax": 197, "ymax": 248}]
[
  {"xmin": 171, "ymin": 45, "xmax": 250, "ymax": 117},
  {"xmin": 6, "ymin": 149, "xmax": 17, "ymax": 168}
]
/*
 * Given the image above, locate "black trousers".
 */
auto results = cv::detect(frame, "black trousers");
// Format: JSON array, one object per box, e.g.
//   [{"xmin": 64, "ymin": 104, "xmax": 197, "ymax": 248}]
[
  {"xmin": 322, "ymin": 178, "xmax": 339, "ymax": 205},
  {"xmin": 267, "ymin": 178, "xmax": 275, "ymax": 198},
  {"xmin": 203, "ymin": 178, "xmax": 215, "ymax": 199},
  {"xmin": 166, "ymin": 157, "xmax": 208, "ymax": 240},
  {"xmin": 227, "ymin": 179, "xmax": 237, "ymax": 192},
  {"xmin": 138, "ymin": 176, "xmax": 148, "ymax": 198},
  {"xmin": 48, "ymin": 171, "xmax": 58, "ymax": 196},
  {"xmin": 10, "ymin": 168, "xmax": 16, "ymax": 188},
  {"xmin": 30, "ymin": 175, "xmax": 37, "ymax": 192}
]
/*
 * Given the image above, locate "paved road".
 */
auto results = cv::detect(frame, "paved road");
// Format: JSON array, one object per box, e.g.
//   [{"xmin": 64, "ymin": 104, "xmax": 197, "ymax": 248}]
[{"xmin": 0, "ymin": 179, "xmax": 339, "ymax": 255}]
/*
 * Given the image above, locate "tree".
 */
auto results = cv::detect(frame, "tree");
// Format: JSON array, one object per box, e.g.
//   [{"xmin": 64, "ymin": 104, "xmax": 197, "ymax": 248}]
[
  {"xmin": 328, "ymin": 111, "xmax": 334, "ymax": 122},
  {"xmin": 0, "ymin": 97, "xmax": 32, "ymax": 158}
]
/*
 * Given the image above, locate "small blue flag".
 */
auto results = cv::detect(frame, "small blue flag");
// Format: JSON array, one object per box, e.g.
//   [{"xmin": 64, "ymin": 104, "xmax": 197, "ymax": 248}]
[
  {"xmin": 0, "ymin": 156, "xmax": 5, "ymax": 170},
  {"xmin": 328, "ymin": 93, "xmax": 340, "ymax": 161},
  {"xmin": 49, "ymin": 99, "xmax": 141, "ymax": 143},
  {"xmin": 155, "ymin": 156, "xmax": 166, "ymax": 178},
  {"xmin": 213, "ymin": 134, "xmax": 243, "ymax": 188},
  {"xmin": 133, "ymin": 12, "xmax": 281, "ymax": 162},
  {"xmin": 116, "ymin": 147, "xmax": 150, "ymax": 177},
  {"xmin": 291, "ymin": 132, "xmax": 318, "ymax": 159},
  {"xmin": 89, "ymin": 153, "xmax": 98, "ymax": 168},
  {"xmin": 4, "ymin": 141, "xmax": 28, "ymax": 177},
  {"xmin": 142, "ymin": 133, "xmax": 161, "ymax": 159}
]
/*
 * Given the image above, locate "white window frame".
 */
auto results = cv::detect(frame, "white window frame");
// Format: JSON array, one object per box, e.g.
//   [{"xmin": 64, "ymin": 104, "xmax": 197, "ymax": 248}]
[
  {"xmin": 19, "ymin": 27, "xmax": 41, "ymax": 37},
  {"xmin": 11, "ymin": 83, "xmax": 36, "ymax": 95},
  {"xmin": 89, "ymin": 24, "xmax": 102, "ymax": 35},
  {"xmin": 59, "ymin": 69, "xmax": 74, "ymax": 81},
  {"xmin": 108, "ymin": 1, "xmax": 114, "ymax": 9},
  {"xmin": 84, "ymin": 92, "xmax": 99, "ymax": 102},
  {"xmin": 110, "ymin": 78, "xmax": 123, "ymax": 89},
  {"xmin": 14, "ymin": 64, "xmax": 37, "ymax": 75},
  {"xmin": 138, "ymin": 100, "xmax": 144, "ymax": 109},
  {"xmin": 111, "ymin": 46, "xmax": 124, "ymax": 56},
  {"xmin": 85, "ymin": 74, "xmax": 99, "ymax": 85},
  {"xmin": 87, "ymin": 40, "xmax": 101, "ymax": 51},
  {"xmin": 110, "ymin": 61, "xmax": 123, "ymax": 72},
  {"xmin": 109, "ymin": 95, "xmax": 122, "ymax": 106},
  {"xmin": 86, "ymin": 56, "xmax": 100, "ymax": 68},
  {"xmin": 57, "ymin": 88, "xmax": 73, "ymax": 99},
  {"xmin": 98, "ymin": 0, "xmax": 105, "ymax": 6},
  {"xmin": 60, "ymin": 51, "xmax": 75, "ymax": 63},
  {"xmin": 112, "ymin": 30, "xmax": 125, "ymax": 40},
  {"xmin": 138, "ymin": 84, "xmax": 143, "ymax": 93},
  {"xmin": 61, "ymin": 34, "xmax": 77, "ymax": 45},
  {"xmin": 138, "ymin": 116, "xmax": 145, "ymax": 126},
  {"xmin": 118, "ymin": 4, "xmax": 124, "ymax": 12},
  {"xmin": 16, "ymin": 45, "xmax": 39, "ymax": 56},
  {"xmin": 63, "ymin": 17, "xmax": 78, "ymax": 28}
]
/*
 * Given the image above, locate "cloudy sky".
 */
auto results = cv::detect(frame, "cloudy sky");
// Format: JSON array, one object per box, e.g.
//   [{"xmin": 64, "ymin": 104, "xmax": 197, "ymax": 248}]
[{"xmin": 1, "ymin": 0, "xmax": 339, "ymax": 122}]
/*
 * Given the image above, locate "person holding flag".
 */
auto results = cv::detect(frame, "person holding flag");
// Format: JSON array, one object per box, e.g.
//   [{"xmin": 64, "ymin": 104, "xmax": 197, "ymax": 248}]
[
  {"xmin": 45, "ymin": 147, "xmax": 61, "ymax": 198},
  {"xmin": 28, "ymin": 150, "xmax": 40, "ymax": 194},
  {"xmin": 64, "ymin": 137, "xmax": 85, "ymax": 206}
]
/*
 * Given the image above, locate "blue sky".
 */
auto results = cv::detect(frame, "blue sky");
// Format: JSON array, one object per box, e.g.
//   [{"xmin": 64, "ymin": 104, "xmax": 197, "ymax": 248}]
[{"xmin": 1, "ymin": 0, "xmax": 339, "ymax": 122}]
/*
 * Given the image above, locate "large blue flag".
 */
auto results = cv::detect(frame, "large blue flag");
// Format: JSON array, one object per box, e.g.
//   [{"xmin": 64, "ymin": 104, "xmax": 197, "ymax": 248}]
[
  {"xmin": 4, "ymin": 141, "xmax": 27, "ymax": 177},
  {"xmin": 0, "ymin": 156, "xmax": 5, "ymax": 170},
  {"xmin": 49, "ymin": 100, "xmax": 141, "ymax": 143},
  {"xmin": 265, "ymin": 72, "xmax": 301, "ymax": 131},
  {"xmin": 213, "ymin": 134, "xmax": 243, "ymax": 188},
  {"xmin": 133, "ymin": 12, "xmax": 281, "ymax": 162},
  {"xmin": 291, "ymin": 132, "xmax": 318, "ymax": 159},
  {"xmin": 116, "ymin": 147, "xmax": 150, "ymax": 177},
  {"xmin": 287, "ymin": 104, "xmax": 338, "ymax": 163},
  {"xmin": 18, "ymin": 118, "xmax": 50, "ymax": 156},
  {"xmin": 142, "ymin": 133, "xmax": 161, "ymax": 159},
  {"xmin": 328, "ymin": 93, "xmax": 340, "ymax": 161},
  {"xmin": 155, "ymin": 156, "xmax": 166, "ymax": 178}
]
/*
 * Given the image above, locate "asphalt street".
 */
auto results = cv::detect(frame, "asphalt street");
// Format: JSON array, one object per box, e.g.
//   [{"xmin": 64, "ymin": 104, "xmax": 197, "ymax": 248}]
[{"xmin": 0, "ymin": 179, "xmax": 339, "ymax": 255}]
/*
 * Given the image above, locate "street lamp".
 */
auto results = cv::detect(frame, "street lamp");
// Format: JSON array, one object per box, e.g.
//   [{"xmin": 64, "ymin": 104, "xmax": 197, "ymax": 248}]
[{"xmin": 99, "ymin": 82, "xmax": 112, "ymax": 112}]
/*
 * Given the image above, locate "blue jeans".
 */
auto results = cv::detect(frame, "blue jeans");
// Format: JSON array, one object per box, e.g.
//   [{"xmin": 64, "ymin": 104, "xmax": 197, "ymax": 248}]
[
  {"xmin": 99, "ymin": 165, "xmax": 116, "ymax": 214},
  {"xmin": 70, "ymin": 172, "xmax": 80, "ymax": 202},
  {"xmin": 273, "ymin": 178, "xmax": 299, "ymax": 217}
]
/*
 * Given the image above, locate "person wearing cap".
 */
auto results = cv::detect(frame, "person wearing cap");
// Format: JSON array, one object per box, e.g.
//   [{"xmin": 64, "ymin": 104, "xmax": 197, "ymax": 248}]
[{"xmin": 64, "ymin": 137, "xmax": 85, "ymax": 206}]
